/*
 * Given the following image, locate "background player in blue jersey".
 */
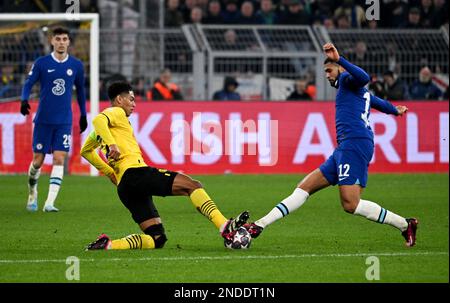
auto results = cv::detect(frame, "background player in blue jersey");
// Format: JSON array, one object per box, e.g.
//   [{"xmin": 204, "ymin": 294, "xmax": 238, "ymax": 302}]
[
  {"xmin": 20, "ymin": 27, "xmax": 88, "ymax": 212},
  {"xmin": 246, "ymin": 43, "xmax": 418, "ymax": 247}
]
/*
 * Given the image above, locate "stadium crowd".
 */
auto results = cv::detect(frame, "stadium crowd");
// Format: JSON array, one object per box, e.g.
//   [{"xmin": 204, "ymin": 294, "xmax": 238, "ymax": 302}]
[
  {"xmin": 0, "ymin": 0, "xmax": 448, "ymax": 29},
  {"xmin": 164, "ymin": 0, "xmax": 449, "ymax": 29}
]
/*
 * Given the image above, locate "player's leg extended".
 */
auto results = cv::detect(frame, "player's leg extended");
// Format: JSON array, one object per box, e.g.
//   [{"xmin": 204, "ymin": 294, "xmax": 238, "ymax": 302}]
[
  {"xmin": 26, "ymin": 153, "xmax": 45, "ymax": 211},
  {"xmin": 43, "ymin": 150, "xmax": 66, "ymax": 212},
  {"xmin": 172, "ymin": 173, "xmax": 249, "ymax": 239},
  {"xmin": 249, "ymin": 168, "xmax": 330, "ymax": 238},
  {"xmin": 340, "ymin": 185, "xmax": 418, "ymax": 247},
  {"xmin": 172, "ymin": 173, "xmax": 229, "ymax": 229}
]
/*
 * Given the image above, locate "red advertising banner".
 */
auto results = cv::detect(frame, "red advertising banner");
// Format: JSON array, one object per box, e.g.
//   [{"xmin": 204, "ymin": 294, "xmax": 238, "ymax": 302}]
[{"xmin": 0, "ymin": 101, "xmax": 448, "ymax": 174}]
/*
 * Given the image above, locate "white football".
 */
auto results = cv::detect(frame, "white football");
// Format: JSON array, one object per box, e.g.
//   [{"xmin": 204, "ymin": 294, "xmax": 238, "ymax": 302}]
[{"xmin": 224, "ymin": 226, "xmax": 252, "ymax": 249}]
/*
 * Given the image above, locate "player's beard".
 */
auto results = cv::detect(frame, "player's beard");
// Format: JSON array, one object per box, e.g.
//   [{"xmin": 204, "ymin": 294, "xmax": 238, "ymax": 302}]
[{"xmin": 329, "ymin": 71, "xmax": 341, "ymax": 88}]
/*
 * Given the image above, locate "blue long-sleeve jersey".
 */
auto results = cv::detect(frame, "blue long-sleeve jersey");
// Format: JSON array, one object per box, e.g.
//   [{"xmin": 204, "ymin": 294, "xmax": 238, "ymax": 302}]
[
  {"xmin": 335, "ymin": 57, "xmax": 398, "ymax": 144},
  {"xmin": 21, "ymin": 53, "xmax": 86, "ymax": 125}
]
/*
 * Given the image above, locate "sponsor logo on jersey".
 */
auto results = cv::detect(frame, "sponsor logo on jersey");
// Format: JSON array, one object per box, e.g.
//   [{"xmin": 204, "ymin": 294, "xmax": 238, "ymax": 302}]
[
  {"xmin": 67, "ymin": 69, "xmax": 73, "ymax": 76},
  {"xmin": 48, "ymin": 69, "xmax": 55, "ymax": 73},
  {"xmin": 52, "ymin": 79, "xmax": 66, "ymax": 96}
]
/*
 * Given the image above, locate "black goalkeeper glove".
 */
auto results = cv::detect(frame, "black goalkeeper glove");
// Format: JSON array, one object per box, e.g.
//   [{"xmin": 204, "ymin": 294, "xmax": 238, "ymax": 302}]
[
  {"xmin": 79, "ymin": 115, "xmax": 88, "ymax": 133},
  {"xmin": 20, "ymin": 100, "xmax": 30, "ymax": 116}
]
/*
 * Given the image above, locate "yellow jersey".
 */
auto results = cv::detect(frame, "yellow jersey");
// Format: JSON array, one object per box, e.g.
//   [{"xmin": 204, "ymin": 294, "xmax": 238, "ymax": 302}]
[{"xmin": 80, "ymin": 106, "xmax": 147, "ymax": 184}]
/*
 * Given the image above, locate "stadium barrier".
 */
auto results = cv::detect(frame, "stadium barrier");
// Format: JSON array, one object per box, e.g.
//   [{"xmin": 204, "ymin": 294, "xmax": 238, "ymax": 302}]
[{"xmin": 0, "ymin": 101, "xmax": 448, "ymax": 175}]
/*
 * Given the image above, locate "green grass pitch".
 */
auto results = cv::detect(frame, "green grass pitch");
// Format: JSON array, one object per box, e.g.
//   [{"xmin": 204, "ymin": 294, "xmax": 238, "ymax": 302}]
[{"xmin": 0, "ymin": 173, "xmax": 448, "ymax": 283}]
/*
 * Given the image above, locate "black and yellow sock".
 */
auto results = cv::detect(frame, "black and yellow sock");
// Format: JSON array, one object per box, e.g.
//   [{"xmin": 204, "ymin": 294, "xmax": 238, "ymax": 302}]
[
  {"xmin": 111, "ymin": 234, "xmax": 155, "ymax": 250},
  {"xmin": 190, "ymin": 188, "xmax": 227, "ymax": 229}
]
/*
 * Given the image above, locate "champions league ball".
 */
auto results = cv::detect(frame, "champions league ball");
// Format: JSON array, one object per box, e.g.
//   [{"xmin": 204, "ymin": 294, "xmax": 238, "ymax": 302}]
[{"xmin": 224, "ymin": 226, "xmax": 252, "ymax": 250}]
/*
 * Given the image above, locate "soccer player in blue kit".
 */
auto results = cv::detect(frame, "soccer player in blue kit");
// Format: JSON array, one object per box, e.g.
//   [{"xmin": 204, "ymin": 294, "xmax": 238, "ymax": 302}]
[
  {"xmin": 246, "ymin": 43, "xmax": 418, "ymax": 247},
  {"xmin": 20, "ymin": 27, "xmax": 88, "ymax": 212}
]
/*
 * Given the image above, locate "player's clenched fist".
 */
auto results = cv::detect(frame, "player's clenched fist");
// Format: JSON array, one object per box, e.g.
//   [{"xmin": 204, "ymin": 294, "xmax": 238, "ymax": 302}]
[{"xmin": 323, "ymin": 43, "xmax": 340, "ymax": 62}]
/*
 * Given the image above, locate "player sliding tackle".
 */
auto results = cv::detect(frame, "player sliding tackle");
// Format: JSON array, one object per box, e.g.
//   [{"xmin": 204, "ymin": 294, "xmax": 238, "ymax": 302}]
[
  {"xmin": 247, "ymin": 43, "xmax": 418, "ymax": 247},
  {"xmin": 81, "ymin": 82, "xmax": 248, "ymax": 250}
]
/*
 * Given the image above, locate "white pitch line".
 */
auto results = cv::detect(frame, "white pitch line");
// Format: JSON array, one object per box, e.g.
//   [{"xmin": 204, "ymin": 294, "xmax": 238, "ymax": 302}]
[{"xmin": 0, "ymin": 251, "xmax": 447, "ymax": 264}]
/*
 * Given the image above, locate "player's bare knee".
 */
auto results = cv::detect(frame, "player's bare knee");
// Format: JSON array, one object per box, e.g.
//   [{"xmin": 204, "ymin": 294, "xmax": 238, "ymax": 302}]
[
  {"xmin": 341, "ymin": 199, "xmax": 358, "ymax": 214},
  {"xmin": 192, "ymin": 179, "xmax": 202, "ymax": 189},
  {"xmin": 53, "ymin": 156, "xmax": 65, "ymax": 166},
  {"xmin": 32, "ymin": 161, "xmax": 43, "ymax": 169},
  {"xmin": 32, "ymin": 155, "xmax": 44, "ymax": 168},
  {"xmin": 186, "ymin": 179, "xmax": 202, "ymax": 195}
]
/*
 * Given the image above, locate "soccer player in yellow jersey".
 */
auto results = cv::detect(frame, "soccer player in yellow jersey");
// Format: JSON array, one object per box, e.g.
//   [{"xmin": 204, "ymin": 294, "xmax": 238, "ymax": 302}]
[{"xmin": 81, "ymin": 82, "xmax": 248, "ymax": 250}]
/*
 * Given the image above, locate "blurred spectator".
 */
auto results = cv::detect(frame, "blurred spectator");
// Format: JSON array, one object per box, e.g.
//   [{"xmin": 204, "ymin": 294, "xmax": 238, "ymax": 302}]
[
  {"xmin": 335, "ymin": 13, "xmax": 351, "ymax": 29},
  {"xmin": 196, "ymin": 0, "xmax": 209, "ymax": 12},
  {"xmin": 384, "ymin": 0, "xmax": 409, "ymax": 28},
  {"xmin": 181, "ymin": 0, "xmax": 197, "ymax": 23},
  {"xmin": 132, "ymin": 77, "xmax": 147, "ymax": 102},
  {"xmin": 213, "ymin": 76, "xmax": 241, "ymax": 100},
  {"xmin": 256, "ymin": 0, "xmax": 278, "ymax": 25},
  {"xmin": 80, "ymin": 0, "xmax": 100, "ymax": 13},
  {"xmin": 237, "ymin": 1, "xmax": 263, "ymax": 24},
  {"xmin": 0, "ymin": 0, "xmax": 50, "ymax": 12},
  {"xmin": 203, "ymin": 0, "xmax": 225, "ymax": 24},
  {"xmin": 286, "ymin": 79, "xmax": 312, "ymax": 101},
  {"xmin": 401, "ymin": 7, "xmax": 422, "ymax": 28},
  {"xmin": 277, "ymin": 0, "xmax": 311, "ymax": 25},
  {"xmin": 0, "ymin": 64, "xmax": 20, "ymax": 98},
  {"xmin": 222, "ymin": 0, "xmax": 241, "ymax": 24},
  {"xmin": 409, "ymin": 66, "xmax": 443, "ymax": 100},
  {"xmin": 322, "ymin": 17, "xmax": 336, "ymax": 29},
  {"xmin": 334, "ymin": 0, "xmax": 366, "ymax": 28},
  {"xmin": 369, "ymin": 75, "xmax": 385, "ymax": 98},
  {"xmin": 347, "ymin": 41, "xmax": 374, "ymax": 73},
  {"xmin": 275, "ymin": 0, "xmax": 291, "ymax": 16},
  {"xmin": 189, "ymin": 6, "xmax": 204, "ymax": 24},
  {"xmin": 367, "ymin": 20, "xmax": 379, "ymax": 29},
  {"xmin": 165, "ymin": 0, "xmax": 184, "ymax": 27},
  {"xmin": 310, "ymin": 0, "xmax": 335, "ymax": 21},
  {"xmin": 382, "ymin": 71, "xmax": 410, "ymax": 100},
  {"xmin": 384, "ymin": 42, "xmax": 401, "ymax": 75},
  {"xmin": 431, "ymin": 0, "xmax": 449, "ymax": 28},
  {"xmin": 443, "ymin": 86, "xmax": 449, "ymax": 100},
  {"xmin": 147, "ymin": 68, "xmax": 184, "ymax": 101},
  {"xmin": 221, "ymin": 29, "xmax": 247, "ymax": 50},
  {"xmin": 419, "ymin": 0, "xmax": 434, "ymax": 28}
]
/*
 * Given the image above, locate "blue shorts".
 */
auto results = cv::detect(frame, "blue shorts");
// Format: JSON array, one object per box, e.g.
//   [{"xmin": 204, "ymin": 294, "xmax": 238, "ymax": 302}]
[
  {"xmin": 32, "ymin": 123, "xmax": 72, "ymax": 154},
  {"xmin": 319, "ymin": 139, "xmax": 374, "ymax": 188}
]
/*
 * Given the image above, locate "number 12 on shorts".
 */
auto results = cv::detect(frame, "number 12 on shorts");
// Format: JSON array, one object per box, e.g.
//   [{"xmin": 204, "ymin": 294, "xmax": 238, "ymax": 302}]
[{"xmin": 338, "ymin": 164, "xmax": 350, "ymax": 181}]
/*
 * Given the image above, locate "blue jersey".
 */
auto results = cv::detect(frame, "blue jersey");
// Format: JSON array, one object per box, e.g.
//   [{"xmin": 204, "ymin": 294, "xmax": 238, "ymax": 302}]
[
  {"xmin": 334, "ymin": 57, "xmax": 398, "ymax": 144},
  {"xmin": 21, "ymin": 53, "xmax": 86, "ymax": 125}
]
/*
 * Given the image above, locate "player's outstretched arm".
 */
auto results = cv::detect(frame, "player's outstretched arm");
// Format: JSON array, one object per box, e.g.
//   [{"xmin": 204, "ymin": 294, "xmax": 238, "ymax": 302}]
[
  {"xmin": 80, "ymin": 132, "xmax": 117, "ymax": 185},
  {"xmin": 323, "ymin": 43, "xmax": 370, "ymax": 88},
  {"xmin": 370, "ymin": 94, "xmax": 407, "ymax": 116}
]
